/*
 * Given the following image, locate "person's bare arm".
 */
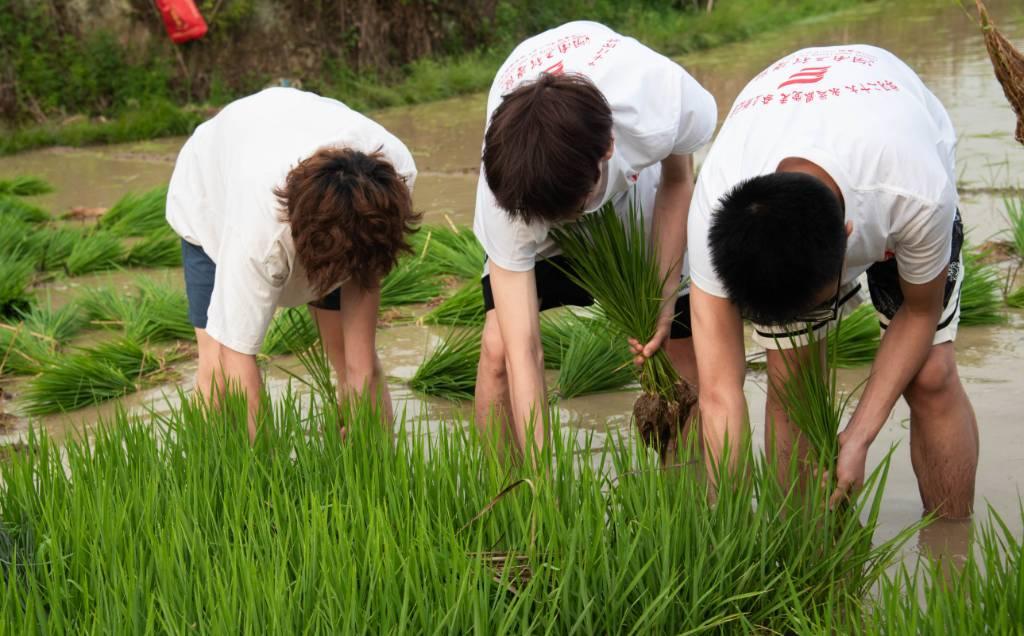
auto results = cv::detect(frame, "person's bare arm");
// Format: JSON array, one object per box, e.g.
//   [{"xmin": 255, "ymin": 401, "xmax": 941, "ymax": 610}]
[
  {"xmin": 831, "ymin": 270, "xmax": 946, "ymax": 506},
  {"xmin": 489, "ymin": 262, "xmax": 546, "ymax": 451},
  {"xmin": 335, "ymin": 282, "xmax": 392, "ymax": 422},
  {"xmin": 217, "ymin": 347, "xmax": 264, "ymax": 442},
  {"xmin": 690, "ymin": 284, "xmax": 748, "ymax": 472},
  {"xmin": 634, "ymin": 154, "xmax": 695, "ymax": 358}
]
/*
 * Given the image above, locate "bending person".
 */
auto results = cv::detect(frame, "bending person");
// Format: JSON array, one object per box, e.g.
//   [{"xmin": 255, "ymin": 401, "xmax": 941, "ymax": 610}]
[
  {"xmin": 680, "ymin": 45, "xmax": 977, "ymax": 517},
  {"xmin": 473, "ymin": 21, "xmax": 717, "ymax": 454},
  {"xmin": 166, "ymin": 87, "xmax": 419, "ymax": 440}
]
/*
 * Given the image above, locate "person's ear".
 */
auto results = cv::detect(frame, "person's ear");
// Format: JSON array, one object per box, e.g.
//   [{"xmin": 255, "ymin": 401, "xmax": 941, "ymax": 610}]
[
  {"xmin": 603, "ymin": 135, "xmax": 615, "ymax": 161},
  {"xmin": 845, "ymin": 220, "xmax": 854, "ymax": 237}
]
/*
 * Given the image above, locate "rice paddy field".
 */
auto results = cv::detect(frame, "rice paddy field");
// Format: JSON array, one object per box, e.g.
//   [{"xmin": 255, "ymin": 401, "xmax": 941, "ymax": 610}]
[{"xmin": 0, "ymin": 0, "xmax": 1023, "ymax": 631}]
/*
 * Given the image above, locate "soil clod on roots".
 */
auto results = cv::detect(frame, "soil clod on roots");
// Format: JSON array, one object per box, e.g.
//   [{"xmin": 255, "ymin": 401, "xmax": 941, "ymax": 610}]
[{"xmin": 633, "ymin": 380, "xmax": 699, "ymax": 464}]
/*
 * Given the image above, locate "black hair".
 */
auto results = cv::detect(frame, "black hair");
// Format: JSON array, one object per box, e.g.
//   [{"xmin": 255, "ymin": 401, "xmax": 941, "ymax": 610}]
[{"xmin": 708, "ymin": 172, "xmax": 846, "ymax": 325}]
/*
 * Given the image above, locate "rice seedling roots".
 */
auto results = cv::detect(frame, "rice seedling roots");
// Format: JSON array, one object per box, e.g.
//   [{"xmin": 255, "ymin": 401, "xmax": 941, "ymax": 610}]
[{"xmin": 633, "ymin": 379, "xmax": 698, "ymax": 463}]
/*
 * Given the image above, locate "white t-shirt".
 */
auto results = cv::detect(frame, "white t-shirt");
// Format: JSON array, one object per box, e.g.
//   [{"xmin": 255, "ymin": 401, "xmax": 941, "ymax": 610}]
[
  {"xmin": 688, "ymin": 45, "xmax": 958, "ymax": 299},
  {"xmin": 473, "ymin": 21, "xmax": 717, "ymax": 272},
  {"xmin": 166, "ymin": 87, "xmax": 417, "ymax": 355}
]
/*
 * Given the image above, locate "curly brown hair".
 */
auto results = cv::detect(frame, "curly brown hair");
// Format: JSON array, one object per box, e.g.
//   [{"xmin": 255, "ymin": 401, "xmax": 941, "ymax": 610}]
[{"xmin": 275, "ymin": 147, "xmax": 420, "ymax": 295}]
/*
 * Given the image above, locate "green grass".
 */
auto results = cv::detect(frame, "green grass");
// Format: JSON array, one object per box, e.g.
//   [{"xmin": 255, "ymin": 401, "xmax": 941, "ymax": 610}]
[
  {"xmin": 551, "ymin": 201, "xmax": 678, "ymax": 400},
  {"xmin": 13, "ymin": 302, "xmax": 86, "ymax": 345},
  {"xmin": 0, "ymin": 220, "xmax": 45, "ymax": 265},
  {"xmin": 65, "ymin": 230, "xmax": 125, "ymax": 276},
  {"xmin": 408, "ymin": 328, "xmax": 481, "ymax": 401},
  {"xmin": 0, "ymin": 175, "xmax": 53, "ymax": 196},
  {"xmin": 262, "ymin": 307, "xmax": 319, "ymax": 356},
  {"xmin": 0, "ymin": 195, "xmax": 50, "ymax": 223},
  {"xmin": 827, "ymin": 303, "xmax": 880, "ymax": 368},
  {"xmin": 124, "ymin": 230, "xmax": 182, "ymax": 268},
  {"xmin": 37, "ymin": 226, "xmax": 82, "ymax": 271},
  {"xmin": 1004, "ymin": 195, "xmax": 1024, "ymax": 260},
  {"xmin": 380, "ymin": 255, "xmax": 445, "ymax": 308},
  {"xmin": 20, "ymin": 337, "xmax": 162, "ymax": 415},
  {"xmin": 411, "ymin": 223, "xmax": 486, "ymax": 279},
  {"xmin": 422, "ymin": 281, "xmax": 486, "ymax": 326},
  {"xmin": 554, "ymin": 314, "xmax": 634, "ymax": 399},
  {"xmin": 961, "ymin": 248, "xmax": 1006, "ymax": 326},
  {"xmin": 100, "ymin": 186, "xmax": 169, "ymax": 237},
  {"xmin": 1007, "ymin": 286, "xmax": 1024, "ymax": 308},
  {"xmin": 0, "ymin": 322, "xmax": 55, "ymax": 376},
  {"xmin": 0, "ymin": 375, "xmax": 923, "ymax": 632},
  {"xmin": 539, "ymin": 310, "xmax": 579, "ymax": 369}
]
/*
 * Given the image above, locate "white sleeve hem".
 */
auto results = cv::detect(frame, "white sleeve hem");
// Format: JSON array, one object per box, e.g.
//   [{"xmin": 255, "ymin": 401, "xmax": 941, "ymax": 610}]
[
  {"xmin": 204, "ymin": 325, "xmax": 262, "ymax": 356},
  {"xmin": 895, "ymin": 260, "xmax": 949, "ymax": 286},
  {"xmin": 485, "ymin": 253, "xmax": 536, "ymax": 274},
  {"xmin": 690, "ymin": 271, "xmax": 729, "ymax": 299}
]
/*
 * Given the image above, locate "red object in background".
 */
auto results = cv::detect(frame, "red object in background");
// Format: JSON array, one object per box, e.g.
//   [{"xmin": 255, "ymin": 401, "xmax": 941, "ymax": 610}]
[{"xmin": 155, "ymin": 0, "xmax": 208, "ymax": 44}]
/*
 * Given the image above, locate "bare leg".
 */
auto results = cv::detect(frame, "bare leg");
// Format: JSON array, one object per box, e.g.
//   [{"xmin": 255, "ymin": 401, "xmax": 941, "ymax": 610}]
[
  {"xmin": 474, "ymin": 310, "xmax": 515, "ymax": 457},
  {"xmin": 194, "ymin": 327, "xmax": 222, "ymax": 401},
  {"xmin": 903, "ymin": 342, "xmax": 978, "ymax": 519}
]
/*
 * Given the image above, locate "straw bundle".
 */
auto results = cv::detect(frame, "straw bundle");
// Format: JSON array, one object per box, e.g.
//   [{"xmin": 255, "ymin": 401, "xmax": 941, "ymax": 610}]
[{"xmin": 977, "ymin": 0, "xmax": 1024, "ymax": 145}]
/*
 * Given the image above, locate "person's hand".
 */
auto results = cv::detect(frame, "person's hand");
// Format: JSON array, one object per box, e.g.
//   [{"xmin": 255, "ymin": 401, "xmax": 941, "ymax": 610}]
[
  {"xmin": 627, "ymin": 306, "xmax": 674, "ymax": 366},
  {"xmin": 830, "ymin": 429, "xmax": 869, "ymax": 509}
]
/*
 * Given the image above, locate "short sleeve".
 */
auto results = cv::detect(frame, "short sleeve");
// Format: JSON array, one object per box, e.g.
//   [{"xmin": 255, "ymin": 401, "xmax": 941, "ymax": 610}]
[
  {"xmin": 205, "ymin": 236, "xmax": 286, "ymax": 355},
  {"xmin": 472, "ymin": 170, "xmax": 548, "ymax": 273},
  {"xmin": 892, "ymin": 195, "xmax": 955, "ymax": 285},
  {"xmin": 686, "ymin": 173, "xmax": 729, "ymax": 298},
  {"xmin": 671, "ymin": 70, "xmax": 718, "ymax": 156}
]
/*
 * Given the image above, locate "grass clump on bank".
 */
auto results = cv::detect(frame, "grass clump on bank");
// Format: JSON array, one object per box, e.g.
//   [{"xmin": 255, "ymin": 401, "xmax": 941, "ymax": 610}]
[
  {"xmin": 408, "ymin": 328, "xmax": 481, "ymax": 401},
  {"xmin": 0, "ymin": 376, "xmax": 925, "ymax": 632}
]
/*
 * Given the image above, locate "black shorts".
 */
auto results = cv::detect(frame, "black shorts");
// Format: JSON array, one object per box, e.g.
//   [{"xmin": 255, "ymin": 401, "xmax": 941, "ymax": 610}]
[{"xmin": 480, "ymin": 255, "xmax": 693, "ymax": 339}]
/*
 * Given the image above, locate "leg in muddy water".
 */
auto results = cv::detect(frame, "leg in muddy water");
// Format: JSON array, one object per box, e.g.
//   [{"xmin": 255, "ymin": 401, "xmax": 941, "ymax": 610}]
[
  {"xmin": 904, "ymin": 342, "xmax": 978, "ymax": 519},
  {"xmin": 764, "ymin": 344, "xmax": 819, "ymax": 488},
  {"xmin": 474, "ymin": 310, "xmax": 515, "ymax": 460}
]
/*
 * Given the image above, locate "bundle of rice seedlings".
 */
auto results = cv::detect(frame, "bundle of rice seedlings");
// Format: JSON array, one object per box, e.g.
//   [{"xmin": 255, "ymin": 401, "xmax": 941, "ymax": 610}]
[
  {"xmin": 1006, "ymin": 286, "xmax": 1024, "ymax": 308},
  {"xmin": 379, "ymin": 255, "xmax": 444, "ymax": 308},
  {"xmin": 0, "ymin": 176, "xmax": 53, "ymax": 197},
  {"xmin": 0, "ymin": 324, "xmax": 55, "ymax": 376},
  {"xmin": 262, "ymin": 307, "xmax": 319, "ymax": 356},
  {"xmin": 539, "ymin": 311, "xmax": 577, "ymax": 369},
  {"xmin": 554, "ymin": 319, "xmax": 634, "ymax": 399},
  {"xmin": 422, "ymin": 281, "xmax": 485, "ymax": 326},
  {"xmin": 551, "ymin": 200, "xmax": 696, "ymax": 454},
  {"xmin": 0, "ymin": 221, "xmax": 45, "ymax": 265},
  {"xmin": 1004, "ymin": 195, "xmax": 1024, "ymax": 260},
  {"xmin": 408, "ymin": 328, "xmax": 481, "ymax": 401},
  {"xmin": 79, "ymin": 280, "xmax": 192, "ymax": 343},
  {"xmin": 14, "ymin": 302, "xmax": 86, "ymax": 345},
  {"xmin": 65, "ymin": 231, "xmax": 125, "ymax": 276},
  {"xmin": 977, "ymin": 0, "xmax": 1024, "ymax": 145},
  {"xmin": 21, "ymin": 338, "xmax": 161, "ymax": 415},
  {"xmin": 0, "ymin": 257, "xmax": 35, "ymax": 318},
  {"xmin": 0, "ymin": 196, "xmax": 50, "ymax": 224},
  {"xmin": 412, "ymin": 222, "xmax": 486, "ymax": 279},
  {"xmin": 124, "ymin": 230, "xmax": 182, "ymax": 268},
  {"xmin": 99, "ymin": 186, "xmax": 169, "ymax": 237},
  {"xmin": 37, "ymin": 227, "xmax": 81, "ymax": 271},
  {"xmin": 826, "ymin": 303, "xmax": 879, "ymax": 368},
  {"xmin": 961, "ymin": 248, "xmax": 1006, "ymax": 326}
]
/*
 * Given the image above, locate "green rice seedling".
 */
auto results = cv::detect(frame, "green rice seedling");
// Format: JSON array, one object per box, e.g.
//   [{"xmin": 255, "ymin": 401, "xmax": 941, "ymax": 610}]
[
  {"xmin": 0, "ymin": 220, "xmax": 45, "ymax": 265},
  {"xmin": 1007, "ymin": 285, "xmax": 1024, "ymax": 308},
  {"xmin": 14, "ymin": 302, "xmax": 86, "ymax": 345},
  {"xmin": 422, "ymin": 280, "xmax": 485, "ymax": 326},
  {"xmin": 412, "ymin": 222, "xmax": 486, "ymax": 279},
  {"xmin": 123, "ymin": 230, "xmax": 182, "ymax": 268},
  {"xmin": 99, "ymin": 185, "xmax": 169, "ymax": 237},
  {"xmin": 20, "ymin": 337, "xmax": 161, "ymax": 415},
  {"xmin": 0, "ymin": 323, "xmax": 55, "ymax": 376},
  {"xmin": 0, "ymin": 377, "xmax": 917, "ymax": 632},
  {"xmin": 0, "ymin": 257, "xmax": 35, "ymax": 318},
  {"xmin": 551, "ymin": 200, "xmax": 690, "ymax": 449},
  {"xmin": 1004, "ymin": 194, "xmax": 1024, "ymax": 260},
  {"xmin": 408, "ymin": 328, "xmax": 481, "ymax": 401},
  {"xmin": 961, "ymin": 247, "xmax": 1006, "ymax": 326},
  {"xmin": 554, "ymin": 318, "xmax": 634, "ymax": 399},
  {"xmin": 78, "ymin": 280, "xmax": 192, "ymax": 343},
  {"xmin": 539, "ymin": 310, "xmax": 578, "ymax": 369},
  {"xmin": 380, "ymin": 254, "xmax": 444, "ymax": 308},
  {"xmin": 0, "ymin": 195, "xmax": 50, "ymax": 223},
  {"xmin": 827, "ymin": 303, "xmax": 880, "ymax": 368},
  {"xmin": 36, "ymin": 226, "xmax": 81, "ymax": 270},
  {"xmin": 0, "ymin": 175, "xmax": 53, "ymax": 197},
  {"xmin": 65, "ymin": 231, "xmax": 125, "ymax": 276},
  {"xmin": 262, "ymin": 307, "xmax": 319, "ymax": 356}
]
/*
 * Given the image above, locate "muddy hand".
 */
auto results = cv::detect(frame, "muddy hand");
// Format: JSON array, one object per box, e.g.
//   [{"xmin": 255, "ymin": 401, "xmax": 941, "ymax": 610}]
[{"xmin": 628, "ymin": 324, "xmax": 669, "ymax": 366}]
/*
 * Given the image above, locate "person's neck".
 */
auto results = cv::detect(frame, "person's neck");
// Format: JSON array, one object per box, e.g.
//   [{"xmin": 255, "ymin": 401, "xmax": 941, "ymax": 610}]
[{"xmin": 776, "ymin": 157, "xmax": 845, "ymax": 210}]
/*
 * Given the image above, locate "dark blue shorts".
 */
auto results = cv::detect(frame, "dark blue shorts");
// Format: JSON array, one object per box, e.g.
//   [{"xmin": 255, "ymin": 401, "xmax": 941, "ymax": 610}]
[{"xmin": 181, "ymin": 239, "xmax": 341, "ymax": 330}]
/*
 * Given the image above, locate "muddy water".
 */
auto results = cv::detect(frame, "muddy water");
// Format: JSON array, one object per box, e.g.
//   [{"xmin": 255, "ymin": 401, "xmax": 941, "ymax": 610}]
[{"xmin": 1, "ymin": 0, "xmax": 1023, "ymax": 556}]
